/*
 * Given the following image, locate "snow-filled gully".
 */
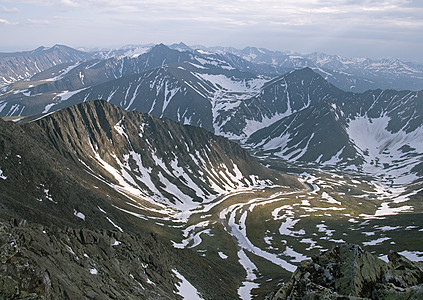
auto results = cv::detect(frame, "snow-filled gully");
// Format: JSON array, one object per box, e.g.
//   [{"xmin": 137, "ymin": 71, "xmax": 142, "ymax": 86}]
[
  {"xmin": 219, "ymin": 196, "xmax": 298, "ymax": 299},
  {"xmin": 173, "ymin": 187, "xmax": 306, "ymax": 300}
]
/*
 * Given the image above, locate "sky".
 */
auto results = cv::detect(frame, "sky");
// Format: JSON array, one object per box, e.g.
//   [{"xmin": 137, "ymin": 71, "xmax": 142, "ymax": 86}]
[{"xmin": 0, "ymin": 0, "xmax": 422, "ymax": 62}]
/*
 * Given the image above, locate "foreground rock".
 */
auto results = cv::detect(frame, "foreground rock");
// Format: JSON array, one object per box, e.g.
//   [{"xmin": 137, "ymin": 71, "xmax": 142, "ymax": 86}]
[
  {"xmin": 0, "ymin": 218, "xmax": 239, "ymax": 299},
  {"xmin": 268, "ymin": 244, "xmax": 423, "ymax": 299}
]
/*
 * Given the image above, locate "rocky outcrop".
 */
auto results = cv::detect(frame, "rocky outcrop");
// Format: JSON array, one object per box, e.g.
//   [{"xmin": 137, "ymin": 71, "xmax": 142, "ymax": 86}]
[
  {"xmin": 0, "ymin": 219, "xmax": 186, "ymax": 299},
  {"xmin": 0, "ymin": 216, "xmax": 240, "ymax": 299},
  {"xmin": 268, "ymin": 244, "xmax": 423, "ymax": 300}
]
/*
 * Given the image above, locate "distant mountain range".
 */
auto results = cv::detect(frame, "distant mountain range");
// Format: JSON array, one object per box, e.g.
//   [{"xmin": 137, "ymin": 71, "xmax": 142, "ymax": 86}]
[
  {"xmin": 1, "ymin": 44, "xmax": 421, "ymax": 185},
  {"xmin": 1, "ymin": 43, "xmax": 423, "ymax": 91},
  {"xmin": 195, "ymin": 44, "xmax": 423, "ymax": 92}
]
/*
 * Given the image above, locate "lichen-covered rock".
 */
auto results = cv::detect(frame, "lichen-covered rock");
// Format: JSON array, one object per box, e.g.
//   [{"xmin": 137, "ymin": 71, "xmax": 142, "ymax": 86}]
[
  {"xmin": 268, "ymin": 244, "xmax": 423, "ymax": 300},
  {"xmin": 0, "ymin": 220, "xmax": 176, "ymax": 299}
]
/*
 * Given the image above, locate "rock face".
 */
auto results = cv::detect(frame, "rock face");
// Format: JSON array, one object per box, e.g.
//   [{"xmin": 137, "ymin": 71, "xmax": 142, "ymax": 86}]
[{"xmin": 268, "ymin": 244, "xmax": 423, "ymax": 300}]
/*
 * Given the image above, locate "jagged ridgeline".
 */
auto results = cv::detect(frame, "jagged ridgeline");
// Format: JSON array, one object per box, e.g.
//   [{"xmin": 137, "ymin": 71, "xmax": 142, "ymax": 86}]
[
  {"xmin": 0, "ymin": 100, "xmax": 301, "ymax": 298},
  {"xmin": 1, "ymin": 99, "xmax": 301, "ymax": 224},
  {"xmin": 34, "ymin": 100, "xmax": 300, "ymax": 210}
]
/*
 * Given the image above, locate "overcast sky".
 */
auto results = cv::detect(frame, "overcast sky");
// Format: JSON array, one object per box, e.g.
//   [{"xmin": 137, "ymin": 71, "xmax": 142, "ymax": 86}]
[{"xmin": 1, "ymin": 0, "xmax": 422, "ymax": 62}]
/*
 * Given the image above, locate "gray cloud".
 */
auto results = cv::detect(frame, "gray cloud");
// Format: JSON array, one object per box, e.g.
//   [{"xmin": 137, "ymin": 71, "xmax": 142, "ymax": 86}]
[
  {"xmin": 0, "ymin": 6, "xmax": 20, "ymax": 13},
  {"xmin": 0, "ymin": 0, "xmax": 422, "ymax": 61}
]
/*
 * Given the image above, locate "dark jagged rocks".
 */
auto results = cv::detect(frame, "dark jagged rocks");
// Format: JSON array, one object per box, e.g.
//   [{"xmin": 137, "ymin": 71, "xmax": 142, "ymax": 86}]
[
  {"xmin": 268, "ymin": 244, "xmax": 423, "ymax": 300},
  {"xmin": 0, "ymin": 219, "xmax": 177, "ymax": 299}
]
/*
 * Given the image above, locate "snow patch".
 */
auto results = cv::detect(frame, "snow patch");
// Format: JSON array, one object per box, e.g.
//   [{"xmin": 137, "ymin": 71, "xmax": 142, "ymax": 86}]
[
  {"xmin": 89, "ymin": 268, "xmax": 98, "ymax": 275},
  {"xmin": 237, "ymin": 249, "xmax": 259, "ymax": 300},
  {"xmin": 73, "ymin": 209, "xmax": 85, "ymax": 220},
  {"xmin": 173, "ymin": 269, "xmax": 203, "ymax": 300},
  {"xmin": 397, "ymin": 250, "xmax": 423, "ymax": 262},
  {"xmin": 0, "ymin": 168, "xmax": 7, "ymax": 180},
  {"xmin": 362, "ymin": 237, "xmax": 390, "ymax": 246},
  {"xmin": 106, "ymin": 217, "xmax": 123, "ymax": 232},
  {"xmin": 347, "ymin": 115, "xmax": 423, "ymax": 185},
  {"xmin": 321, "ymin": 192, "xmax": 342, "ymax": 205}
]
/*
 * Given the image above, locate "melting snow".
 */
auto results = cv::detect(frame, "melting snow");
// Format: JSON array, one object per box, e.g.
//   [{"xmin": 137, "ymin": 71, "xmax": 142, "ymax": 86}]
[
  {"xmin": 97, "ymin": 206, "xmax": 107, "ymax": 214},
  {"xmin": 89, "ymin": 268, "xmax": 98, "ymax": 275},
  {"xmin": 42, "ymin": 103, "xmax": 56, "ymax": 113},
  {"xmin": 321, "ymin": 192, "xmax": 342, "ymax": 205},
  {"xmin": 172, "ymin": 221, "xmax": 211, "ymax": 249},
  {"xmin": 300, "ymin": 238, "xmax": 322, "ymax": 251},
  {"xmin": 347, "ymin": 115, "xmax": 423, "ymax": 185},
  {"xmin": 362, "ymin": 237, "xmax": 390, "ymax": 246},
  {"xmin": 397, "ymin": 250, "xmax": 423, "ymax": 262},
  {"xmin": 316, "ymin": 224, "xmax": 334, "ymax": 237},
  {"xmin": 106, "ymin": 217, "xmax": 123, "ymax": 232},
  {"xmin": 73, "ymin": 209, "xmax": 85, "ymax": 220},
  {"xmin": 377, "ymin": 225, "xmax": 401, "ymax": 231},
  {"xmin": 225, "ymin": 204, "xmax": 297, "ymax": 272},
  {"xmin": 45, "ymin": 62, "xmax": 80, "ymax": 81},
  {"xmin": 0, "ymin": 168, "xmax": 6, "ymax": 180},
  {"xmin": 283, "ymin": 246, "xmax": 309, "ymax": 262},
  {"xmin": 112, "ymin": 240, "xmax": 121, "ymax": 246},
  {"xmin": 56, "ymin": 88, "xmax": 86, "ymax": 101},
  {"xmin": 173, "ymin": 269, "xmax": 203, "ymax": 300},
  {"xmin": 378, "ymin": 255, "xmax": 389, "ymax": 263},
  {"xmin": 237, "ymin": 249, "xmax": 260, "ymax": 300}
]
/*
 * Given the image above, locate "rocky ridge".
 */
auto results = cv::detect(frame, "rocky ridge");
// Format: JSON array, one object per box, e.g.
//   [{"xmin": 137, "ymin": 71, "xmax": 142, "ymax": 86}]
[{"xmin": 268, "ymin": 244, "xmax": 423, "ymax": 300}]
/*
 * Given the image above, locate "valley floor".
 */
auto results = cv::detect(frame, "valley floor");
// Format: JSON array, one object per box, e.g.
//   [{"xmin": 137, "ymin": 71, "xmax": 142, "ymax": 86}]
[{"xmin": 112, "ymin": 159, "xmax": 423, "ymax": 299}]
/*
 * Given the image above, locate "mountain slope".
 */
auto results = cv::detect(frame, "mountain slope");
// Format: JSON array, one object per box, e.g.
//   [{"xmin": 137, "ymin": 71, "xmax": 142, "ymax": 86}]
[
  {"xmin": 2, "ymin": 100, "xmax": 300, "ymax": 218},
  {"xmin": 246, "ymin": 72, "xmax": 423, "ymax": 184},
  {"xmin": 0, "ymin": 45, "xmax": 93, "ymax": 87},
  {"xmin": 215, "ymin": 67, "xmax": 344, "ymax": 139},
  {"xmin": 33, "ymin": 100, "xmax": 298, "ymax": 216}
]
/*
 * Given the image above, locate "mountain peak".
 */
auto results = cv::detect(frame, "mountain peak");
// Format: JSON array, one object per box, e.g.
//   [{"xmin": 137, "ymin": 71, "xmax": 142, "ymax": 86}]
[
  {"xmin": 169, "ymin": 42, "xmax": 192, "ymax": 51},
  {"xmin": 289, "ymin": 66, "xmax": 318, "ymax": 76},
  {"xmin": 148, "ymin": 43, "xmax": 188, "ymax": 56},
  {"xmin": 282, "ymin": 67, "xmax": 343, "ymax": 94},
  {"xmin": 152, "ymin": 43, "xmax": 171, "ymax": 50},
  {"xmin": 267, "ymin": 67, "xmax": 332, "ymax": 89}
]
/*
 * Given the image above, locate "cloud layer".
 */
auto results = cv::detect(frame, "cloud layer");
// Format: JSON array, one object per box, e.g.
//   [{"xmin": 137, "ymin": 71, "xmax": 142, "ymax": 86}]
[{"xmin": 1, "ymin": 0, "xmax": 422, "ymax": 61}]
